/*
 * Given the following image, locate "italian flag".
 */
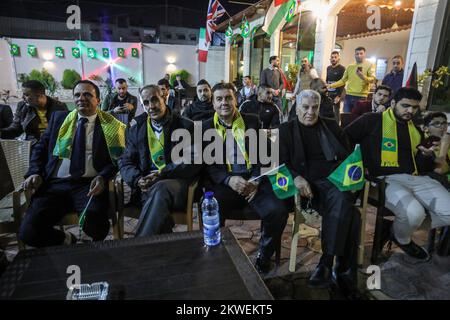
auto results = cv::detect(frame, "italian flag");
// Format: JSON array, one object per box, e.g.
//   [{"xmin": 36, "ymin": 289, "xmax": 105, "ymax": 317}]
[
  {"xmin": 262, "ymin": 0, "xmax": 298, "ymax": 36},
  {"xmin": 198, "ymin": 28, "xmax": 209, "ymax": 62}
]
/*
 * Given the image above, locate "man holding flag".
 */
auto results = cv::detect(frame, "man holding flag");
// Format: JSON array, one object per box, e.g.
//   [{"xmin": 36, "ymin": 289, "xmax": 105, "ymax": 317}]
[
  {"xmin": 203, "ymin": 83, "xmax": 289, "ymax": 274},
  {"xmin": 279, "ymin": 89, "xmax": 362, "ymax": 294}
]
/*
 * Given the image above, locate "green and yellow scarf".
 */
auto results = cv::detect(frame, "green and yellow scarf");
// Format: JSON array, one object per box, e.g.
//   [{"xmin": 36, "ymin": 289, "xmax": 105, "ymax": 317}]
[
  {"xmin": 53, "ymin": 109, "xmax": 126, "ymax": 164},
  {"xmin": 381, "ymin": 108, "xmax": 421, "ymax": 175},
  {"xmin": 147, "ymin": 118, "xmax": 166, "ymax": 171},
  {"xmin": 213, "ymin": 111, "xmax": 251, "ymax": 172}
]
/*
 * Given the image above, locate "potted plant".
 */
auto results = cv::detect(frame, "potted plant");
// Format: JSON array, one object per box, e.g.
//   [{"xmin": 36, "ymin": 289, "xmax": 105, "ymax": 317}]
[{"xmin": 61, "ymin": 69, "xmax": 82, "ymax": 90}]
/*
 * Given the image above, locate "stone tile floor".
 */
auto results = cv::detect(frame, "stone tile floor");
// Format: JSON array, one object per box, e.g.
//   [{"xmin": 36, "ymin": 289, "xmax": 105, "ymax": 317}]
[{"xmin": 1, "ymin": 205, "xmax": 449, "ymax": 300}]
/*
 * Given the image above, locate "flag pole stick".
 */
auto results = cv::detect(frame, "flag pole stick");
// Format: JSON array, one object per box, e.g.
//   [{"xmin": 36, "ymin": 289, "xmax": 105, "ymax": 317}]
[{"xmin": 249, "ymin": 164, "xmax": 285, "ymax": 182}]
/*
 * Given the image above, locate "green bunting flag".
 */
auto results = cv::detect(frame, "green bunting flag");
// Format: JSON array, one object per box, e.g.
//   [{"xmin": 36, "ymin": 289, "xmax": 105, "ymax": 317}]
[
  {"xmin": 10, "ymin": 44, "xmax": 20, "ymax": 56},
  {"xmin": 55, "ymin": 47, "xmax": 64, "ymax": 58},
  {"xmin": 72, "ymin": 47, "xmax": 81, "ymax": 58},
  {"xmin": 250, "ymin": 26, "xmax": 259, "ymax": 41},
  {"xmin": 28, "ymin": 45, "xmax": 37, "ymax": 57},
  {"xmin": 267, "ymin": 164, "xmax": 298, "ymax": 200},
  {"xmin": 286, "ymin": 0, "xmax": 297, "ymax": 23},
  {"xmin": 102, "ymin": 48, "xmax": 110, "ymax": 58},
  {"xmin": 240, "ymin": 16, "xmax": 250, "ymax": 38},
  {"xmin": 87, "ymin": 48, "xmax": 96, "ymax": 59},
  {"xmin": 117, "ymin": 48, "xmax": 125, "ymax": 58},
  {"xmin": 225, "ymin": 22, "xmax": 233, "ymax": 38},
  {"xmin": 328, "ymin": 145, "xmax": 365, "ymax": 192},
  {"xmin": 131, "ymin": 48, "xmax": 139, "ymax": 58}
]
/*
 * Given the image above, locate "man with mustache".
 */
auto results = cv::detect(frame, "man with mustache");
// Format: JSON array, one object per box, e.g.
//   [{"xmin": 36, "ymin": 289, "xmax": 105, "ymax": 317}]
[
  {"xmin": 240, "ymin": 85, "xmax": 280, "ymax": 129},
  {"xmin": 19, "ymin": 80, "xmax": 126, "ymax": 247},
  {"xmin": 202, "ymin": 82, "xmax": 289, "ymax": 274},
  {"xmin": 182, "ymin": 79, "xmax": 214, "ymax": 121},
  {"xmin": 119, "ymin": 85, "xmax": 199, "ymax": 236},
  {"xmin": 101, "ymin": 78, "xmax": 138, "ymax": 125},
  {"xmin": 345, "ymin": 87, "xmax": 450, "ymax": 261}
]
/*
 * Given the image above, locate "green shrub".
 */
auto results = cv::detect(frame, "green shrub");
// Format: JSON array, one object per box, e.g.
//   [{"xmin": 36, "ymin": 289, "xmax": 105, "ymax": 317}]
[
  {"xmin": 17, "ymin": 68, "xmax": 58, "ymax": 97},
  {"xmin": 61, "ymin": 69, "xmax": 81, "ymax": 89}
]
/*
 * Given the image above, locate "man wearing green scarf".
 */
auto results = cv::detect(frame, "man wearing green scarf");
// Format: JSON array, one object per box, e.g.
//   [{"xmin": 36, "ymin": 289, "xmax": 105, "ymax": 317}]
[
  {"xmin": 119, "ymin": 85, "xmax": 199, "ymax": 236},
  {"xmin": 202, "ymin": 83, "xmax": 289, "ymax": 274},
  {"xmin": 20, "ymin": 80, "xmax": 125, "ymax": 247},
  {"xmin": 345, "ymin": 87, "xmax": 450, "ymax": 261}
]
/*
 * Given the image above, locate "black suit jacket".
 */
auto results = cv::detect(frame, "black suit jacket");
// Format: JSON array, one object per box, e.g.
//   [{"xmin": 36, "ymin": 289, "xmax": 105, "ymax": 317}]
[
  {"xmin": 279, "ymin": 117, "xmax": 351, "ymax": 181},
  {"xmin": 202, "ymin": 113, "xmax": 262, "ymax": 185},
  {"xmin": 26, "ymin": 111, "xmax": 117, "ymax": 181},
  {"xmin": 0, "ymin": 104, "xmax": 13, "ymax": 130},
  {"xmin": 119, "ymin": 111, "xmax": 200, "ymax": 189}
]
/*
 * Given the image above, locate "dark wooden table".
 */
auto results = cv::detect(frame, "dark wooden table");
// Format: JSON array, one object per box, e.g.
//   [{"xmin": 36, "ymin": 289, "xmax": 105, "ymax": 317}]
[{"xmin": 0, "ymin": 228, "xmax": 273, "ymax": 300}]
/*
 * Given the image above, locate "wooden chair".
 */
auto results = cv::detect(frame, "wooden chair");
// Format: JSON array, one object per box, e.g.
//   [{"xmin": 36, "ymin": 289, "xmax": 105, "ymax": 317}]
[
  {"xmin": 114, "ymin": 175, "xmax": 199, "ymax": 239},
  {"xmin": 289, "ymin": 181, "xmax": 370, "ymax": 272},
  {"xmin": 0, "ymin": 139, "xmax": 32, "ymax": 250}
]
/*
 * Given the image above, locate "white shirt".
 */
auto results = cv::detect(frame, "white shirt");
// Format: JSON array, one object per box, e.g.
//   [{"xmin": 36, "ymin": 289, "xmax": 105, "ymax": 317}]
[{"xmin": 54, "ymin": 113, "xmax": 99, "ymax": 178}]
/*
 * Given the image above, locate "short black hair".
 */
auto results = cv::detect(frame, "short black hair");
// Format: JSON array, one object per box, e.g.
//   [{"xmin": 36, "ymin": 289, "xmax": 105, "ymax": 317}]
[
  {"xmin": 393, "ymin": 87, "xmax": 423, "ymax": 103},
  {"xmin": 197, "ymin": 79, "xmax": 211, "ymax": 88},
  {"xmin": 375, "ymin": 85, "xmax": 393, "ymax": 96},
  {"xmin": 423, "ymin": 112, "xmax": 448, "ymax": 127},
  {"xmin": 243, "ymin": 75, "xmax": 252, "ymax": 80},
  {"xmin": 157, "ymin": 79, "xmax": 170, "ymax": 88},
  {"xmin": 212, "ymin": 82, "xmax": 236, "ymax": 96},
  {"xmin": 331, "ymin": 51, "xmax": 340, "ymax": 55},
  {"xmin": 355, "ymin": 47, "xmax": 366, "ymax": 52},
  {"xmin": 115, "ymin": 78, "xmax": 127, "ymax": 84},
  {"xmin": 269, "ymin": 56, "xmax": 278, "ymax": 64},
  {"xmin": 22, "ymin": 80, "xmax": 46, "ymax": 95},
  {"xmin": 257, "ymin": 84, "xmax": 271, "ymax": 93},
  {"xmin": 73, "ymin": 80, "xmax": 100, "ymax": 98}
]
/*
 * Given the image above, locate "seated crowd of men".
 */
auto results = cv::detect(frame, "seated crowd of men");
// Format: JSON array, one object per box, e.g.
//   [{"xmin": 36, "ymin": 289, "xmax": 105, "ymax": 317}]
[{"xmin": 1, "ymin": 56, "xmax": 449, "ymax": 294}]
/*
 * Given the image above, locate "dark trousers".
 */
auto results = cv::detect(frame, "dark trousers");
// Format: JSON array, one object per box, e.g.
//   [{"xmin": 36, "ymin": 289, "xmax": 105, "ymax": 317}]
[
  {"xmin": 135, "ymin": 179, "xmax": 189, "ymax": 237},
  {"xmin": 19, "ymin": 178, "xmax": 110, "ymax": 248},
  {"xmin": 210, "ymin": 180, "xmax": 289, "ymax": 261},
  {"xmin": 310, "ymin": 178, "xmax": 361, "ymax": 270}
]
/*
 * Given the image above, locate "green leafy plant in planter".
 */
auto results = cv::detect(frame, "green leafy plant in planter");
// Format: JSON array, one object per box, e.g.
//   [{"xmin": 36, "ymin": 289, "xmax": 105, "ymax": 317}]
[
  {"xmin": 88, "ymin": 74, "xmax": 114, "ymax": 100},
  {"xmin": 169, "ymin": 70, "xmax": 190, "ymax": 87},
  {"xmin": 17, "ymin": 68, "xmax": 59, "ymax": 97},
  {"xmin": 61, "ymin": 69, "xmax": 82, "ymax": 90},
  {"xmin": 287, "ymin": 64, "xmax": 299, "ymax": 90}
]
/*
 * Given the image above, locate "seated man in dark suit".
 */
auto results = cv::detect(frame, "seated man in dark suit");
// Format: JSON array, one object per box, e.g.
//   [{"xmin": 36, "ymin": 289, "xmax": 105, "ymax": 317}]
[
  {"xmin": 0, "ymin": 104, "xmax": 13, "ymax": 130},
  {"xmin": 1, "ymin": 80, "xmax": 68, "ymax": 144},
  {"xmin": 280, "ymin": 89, "xmax": 361, "ymax": 292},
  {"xmin": 203, "ymin": 82, "xmax": 289, "ymax": 274},
  {"xmin": 239, "ymin": 85, "xmax": 280, "ymax": 129},
  {"xmin": 350, "ymin": 85, "xmax": 391, "ymax": 122},
  {"xmin": 182, "ymin": 79, "xmax": 215, "ymax": 122},
  {"xmin": 119, "ymin": 85, "xmax": 199, "ymax": 236},
  {"xmin": 19, "ymin": 80, "xmax": 126, "ymax": 247}
]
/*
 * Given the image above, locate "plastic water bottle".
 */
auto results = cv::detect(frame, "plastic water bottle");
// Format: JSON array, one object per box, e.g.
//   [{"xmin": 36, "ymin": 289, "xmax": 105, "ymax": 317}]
[{"xmin": 202, "ymin": 191, "xmax": 221, "ymax": 246}]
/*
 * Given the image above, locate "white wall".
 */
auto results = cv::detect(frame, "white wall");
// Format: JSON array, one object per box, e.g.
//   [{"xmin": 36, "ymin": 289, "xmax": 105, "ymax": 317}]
[
  {"xmin": 204, "ymin": 47, "xmax": 226, "ymax": 86},
  {"xmin": 0, "ymin": 39, "xmax": 17, "ymax": 95},
  {"xmin": 337, "ymin": 29, "xmax": 411, "ymax": 79},
  {"xmin": 142, "ymin": 43, "xmax": 199, "ymax": 86}
]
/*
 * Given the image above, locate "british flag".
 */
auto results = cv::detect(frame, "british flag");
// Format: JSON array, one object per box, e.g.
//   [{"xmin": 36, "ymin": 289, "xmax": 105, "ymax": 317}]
[{"xmin": 206, "ymin": 0, "xmax": 226, "ymax": 45}]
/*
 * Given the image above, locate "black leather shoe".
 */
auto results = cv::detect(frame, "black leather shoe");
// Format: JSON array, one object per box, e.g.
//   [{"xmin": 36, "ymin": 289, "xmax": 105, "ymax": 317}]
[
  {"xmin": 392, "ymin": 237, "xmax": 430, "ymax": 261},
  {"xmin": 332, "ymin": 268, "xmax": 359, "ymax": 299},
  {"xmin": 254, "ymin": 256, "xmax": 271, "ymax": 274},
  {"xmin": 308, "ymin": 264, "xmax": 332, "ymax": 289}
]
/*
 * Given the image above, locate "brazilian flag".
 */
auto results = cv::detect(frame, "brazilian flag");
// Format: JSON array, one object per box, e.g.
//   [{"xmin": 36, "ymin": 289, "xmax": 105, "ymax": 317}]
[
  {"xmin": 328, "ymin": 145, "xmax": 365, "ymax": 192},
  {"xmin": 267, "ymin": 164, "xmax": 298, "ymax": 199}
]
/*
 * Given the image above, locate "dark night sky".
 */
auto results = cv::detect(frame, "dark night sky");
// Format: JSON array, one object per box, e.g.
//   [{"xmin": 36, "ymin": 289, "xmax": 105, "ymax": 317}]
[{"xmin": 0, "ymin": 0, "xmax": 260, "ymax": 28}]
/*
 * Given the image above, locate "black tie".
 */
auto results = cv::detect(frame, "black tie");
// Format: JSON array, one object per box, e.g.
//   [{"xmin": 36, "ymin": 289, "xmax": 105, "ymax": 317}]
[{"xmin": 70, "ymin": 117, "xmax": 88, "ymax": 179}]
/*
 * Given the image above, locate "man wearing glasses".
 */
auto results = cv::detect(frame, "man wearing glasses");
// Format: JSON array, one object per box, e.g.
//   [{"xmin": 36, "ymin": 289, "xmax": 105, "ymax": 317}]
[
  {"xmin": 119, "ymin": 85, "xmax": 199, "ymax": 236},
  {"xmin": 423, "ymin": 112, "xmax": 450, "ymax": 181},
  {"xmin": 345, "ymin": 87, "xmax": 450, "ymax": 262}
]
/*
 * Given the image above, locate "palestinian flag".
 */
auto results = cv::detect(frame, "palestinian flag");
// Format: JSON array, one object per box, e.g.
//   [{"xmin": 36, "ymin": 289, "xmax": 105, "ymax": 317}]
[
  {"xmin": 406, "ymin": 62, "xmax": 418, "ymax": 90},
  {"xmin": 267, "ymin": 164, "xmax": 298, "ymax": 199},
  {"xmin": 198, "ymin": 28, "xmax": 209, "ymax": 62},
  {"xmin": 262, "ymin": 0, "xmax": 298, "ymax": 36},
  {"xmin": 328, "ymin": 145, "xmax": 365, "ymax": 192}
]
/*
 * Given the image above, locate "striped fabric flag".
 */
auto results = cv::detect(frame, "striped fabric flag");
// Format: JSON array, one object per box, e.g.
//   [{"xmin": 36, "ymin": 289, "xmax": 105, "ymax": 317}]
[
  {"xmin": 198, "ymin": 28, "xmax": 209, "ymax": 62},
  {"xmin": 262, "ymin": 0, "xmax": 298, "ymax": 36},
  {"xmin": 206, "ymin": 0, "xmax": 226, "ymax": 45}
]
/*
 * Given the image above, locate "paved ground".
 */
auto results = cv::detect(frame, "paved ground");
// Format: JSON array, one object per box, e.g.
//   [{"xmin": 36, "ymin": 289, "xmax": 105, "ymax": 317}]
[{"xmin": 1, "ymin": 204, "xmax": 449, "ymax": 300}]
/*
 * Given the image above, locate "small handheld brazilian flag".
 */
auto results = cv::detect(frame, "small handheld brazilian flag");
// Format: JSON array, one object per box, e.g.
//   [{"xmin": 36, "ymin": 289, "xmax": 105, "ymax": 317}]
[
  {"xmin": 328, "ymin": 145, "xmax": 365, "ymax": 192},
  {"xmin": 267, "ymin": 164, "xmax": 298, "ymax": 199}
]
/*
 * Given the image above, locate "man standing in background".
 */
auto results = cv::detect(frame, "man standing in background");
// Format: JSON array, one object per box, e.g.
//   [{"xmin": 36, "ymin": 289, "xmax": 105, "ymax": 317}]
[{"xmin": 326, "ymin": 51, "xmax": 346, "ymax": 122}]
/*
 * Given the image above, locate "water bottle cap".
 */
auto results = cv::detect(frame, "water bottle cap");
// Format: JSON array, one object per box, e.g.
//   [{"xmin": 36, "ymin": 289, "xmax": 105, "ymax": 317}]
[{"xmin": 205, "ymin": 191, "xmax": 214, "ymax": 199}]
